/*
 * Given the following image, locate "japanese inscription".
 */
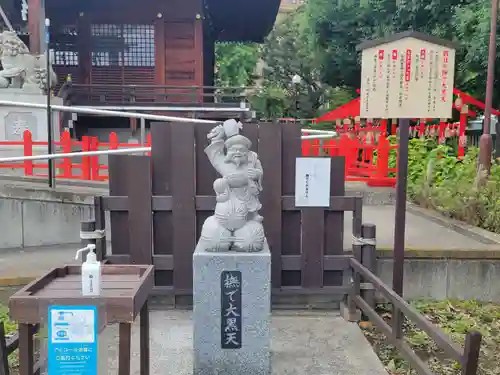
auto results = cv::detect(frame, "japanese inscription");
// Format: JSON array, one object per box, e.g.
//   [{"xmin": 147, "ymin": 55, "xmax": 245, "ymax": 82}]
[
  {"xmin": 221, "ymin": 271, "xmax": 242, "ymax": 349},
  {"xmin": 385, "ymin": 50, "xmax": 390, "ymax": 113},
  {"xmin": 398, "ymin": 50, "xmax": 404, "ymax": 108},
  {"xmin": 4, "ymin": 112, "xmax": 37, "ymax": 141},
  {"xmin": 441, "ymin": 50, "xmax": 449, "ymax": 102},
  {"xmin": 359, "ymin": 35, "xmax": 456, "ymax": 119}
]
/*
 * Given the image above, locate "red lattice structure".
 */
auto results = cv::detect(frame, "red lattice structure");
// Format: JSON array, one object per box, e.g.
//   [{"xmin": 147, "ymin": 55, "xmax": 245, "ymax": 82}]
[
  {"xmin": 0, "ymin": 129, "xmax": 397, "ymax": 186},
  {"xmin": 0, "ymin": 131, "xmax": 151, "ymax": 181},
  {"xmin": 312, "ymin": 88, "xmax": 496, "ymax": 159}
]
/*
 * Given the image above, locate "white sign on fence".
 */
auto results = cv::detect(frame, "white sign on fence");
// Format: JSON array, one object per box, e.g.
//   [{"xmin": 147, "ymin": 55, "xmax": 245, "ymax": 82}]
[{"xmin": 295, "ymin": 157, "xmax": 331, "ymax": 207}]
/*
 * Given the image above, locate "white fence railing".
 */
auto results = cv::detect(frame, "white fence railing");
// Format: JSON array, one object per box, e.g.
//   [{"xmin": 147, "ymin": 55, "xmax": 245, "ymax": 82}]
[{"xmin": 0, "ymin": 100, "xmax": 337, "ymax": 165}]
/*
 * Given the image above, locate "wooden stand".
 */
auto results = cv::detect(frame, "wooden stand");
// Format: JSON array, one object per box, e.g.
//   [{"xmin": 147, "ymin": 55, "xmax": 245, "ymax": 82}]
[{"xmin": 9, "ymin": 264, "xmax": 154, "ymax": 375}]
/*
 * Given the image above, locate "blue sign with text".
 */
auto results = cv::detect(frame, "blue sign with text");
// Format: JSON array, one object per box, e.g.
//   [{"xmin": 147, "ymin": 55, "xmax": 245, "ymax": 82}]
[{"xmin": 48, "ymin": 305, "xmax": 98, "ymax": 375}]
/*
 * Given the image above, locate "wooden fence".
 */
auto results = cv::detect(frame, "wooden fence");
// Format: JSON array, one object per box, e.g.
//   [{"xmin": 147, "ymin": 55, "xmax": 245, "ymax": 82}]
[
  {"xmin": 95, "ymin": 121, "xmax": 361, "ymax": 296},
  {"xmin": 0, "ymin": 323, "xmax": 40, "ymax": 375},
  {"xmin": 83, "ymin": 120, "xmax": 483, "ymax": 375}
]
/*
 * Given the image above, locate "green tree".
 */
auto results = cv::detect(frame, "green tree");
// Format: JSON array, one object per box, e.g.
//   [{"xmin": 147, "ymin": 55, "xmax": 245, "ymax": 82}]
[
  {"xmin": 214, "ymin": 43, "xmax": 260, "ymax": 87},
  {"xmin": 453, "ymin": 0, "xmax": 500, "ymax": 106},
  {"xmin": 258, "ymin": 7, "xmax": 329, "ymax": 118},
  {"xmin": 308, "ymin": 0, "xmax": 471, "ymax": 91}
]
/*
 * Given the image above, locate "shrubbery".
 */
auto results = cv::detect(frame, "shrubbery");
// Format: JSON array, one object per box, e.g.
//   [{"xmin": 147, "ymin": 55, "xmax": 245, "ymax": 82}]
[{"xmin": 404, "ymin": 138, "xmax": 500, "ymax": 233}]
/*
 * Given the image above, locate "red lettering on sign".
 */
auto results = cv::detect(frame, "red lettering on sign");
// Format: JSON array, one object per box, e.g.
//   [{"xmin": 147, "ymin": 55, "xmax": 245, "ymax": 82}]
[
  {"xmin": 392, "ymin": 50, "xmax": 398, "ymax": 60},
  {"xmin": 441, "ymin": 50, "xmax": 449, "ymax": 102},
  {"xmin": 420, "ymin": 49, "xmax": 426, "ymax": 60},
  {"xmin": 405, "ymin": 49, "xmax": 412, "ymax": 82},
  {"xmin": 378, "ymin": 50, "xmax": 385, "ymax": 60},
  {"xmin": 443, "ymin": 50, "xmax": 449, "ymax": 63}
]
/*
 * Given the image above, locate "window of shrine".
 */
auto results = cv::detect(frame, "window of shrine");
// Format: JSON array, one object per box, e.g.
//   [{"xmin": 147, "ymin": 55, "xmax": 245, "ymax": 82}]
[{"xmin": 90, "ymin": 23, "xmax": 155, "ymax": 67}]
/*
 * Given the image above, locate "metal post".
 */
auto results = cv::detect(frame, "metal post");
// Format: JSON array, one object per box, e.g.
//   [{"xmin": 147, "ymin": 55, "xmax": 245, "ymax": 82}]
[
  {"xmin": 45, "ymin": 18, "xmax": 54, "ymax": 188},
  {"xmin": 361, "ymin": 224, "xmax": 376, "ymax": 311},
  {"xmin": 392, "ymin": 118, "xmax": 409, "ymax": 338},
  {"xmin": 140, "ymin": 117, "xmax": 146, "ymax": 146},
  {"xmin": 481, "ymin": 0, "xmax": 498, "ymax": 170}
]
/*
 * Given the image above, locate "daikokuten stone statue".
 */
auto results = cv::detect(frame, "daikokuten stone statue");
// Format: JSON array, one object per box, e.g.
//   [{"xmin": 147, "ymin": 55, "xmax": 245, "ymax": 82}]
[{"xmin": 196, "ymin": 119, "xmax": 266, "ymax": 253}]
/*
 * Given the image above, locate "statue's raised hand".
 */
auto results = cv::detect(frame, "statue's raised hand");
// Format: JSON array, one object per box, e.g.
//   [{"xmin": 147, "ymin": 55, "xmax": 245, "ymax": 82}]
[
  {"xmin": 247, "ymin": 168, "xmax": 261, "ymax": 180},
  {"xmin": 207, "ymin": 125, "xmax": 225, "ymax": 141}
]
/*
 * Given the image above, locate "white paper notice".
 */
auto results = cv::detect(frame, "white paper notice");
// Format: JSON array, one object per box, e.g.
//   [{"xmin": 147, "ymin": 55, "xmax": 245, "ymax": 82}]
[{"xmin": 295, "ymin": 157, "xmax": 331, "ymax": 207}]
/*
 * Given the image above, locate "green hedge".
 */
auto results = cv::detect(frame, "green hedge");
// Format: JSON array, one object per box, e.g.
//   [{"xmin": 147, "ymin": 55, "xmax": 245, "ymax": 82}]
[{"xmin": 403, "ymin": 137, "xmax": 500, "ymax": 233}]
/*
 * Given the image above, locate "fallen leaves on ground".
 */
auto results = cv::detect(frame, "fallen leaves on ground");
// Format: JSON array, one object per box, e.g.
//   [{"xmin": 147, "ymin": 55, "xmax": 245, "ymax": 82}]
[{"xmin": 361, "ymin": 300, "xmax": 500, "ymax": 375}]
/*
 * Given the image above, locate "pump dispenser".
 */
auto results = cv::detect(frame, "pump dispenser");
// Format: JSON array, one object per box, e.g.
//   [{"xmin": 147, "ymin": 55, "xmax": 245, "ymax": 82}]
[{"xmin": 75, "ymin": 244, "xmax": 101, "ymax": 296}]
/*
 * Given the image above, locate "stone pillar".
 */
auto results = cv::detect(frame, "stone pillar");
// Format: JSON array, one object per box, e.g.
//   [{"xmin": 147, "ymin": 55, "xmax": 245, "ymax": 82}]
[{"xmin": 193, "ymin": 244, "xmax": 271, "ymax": 375}]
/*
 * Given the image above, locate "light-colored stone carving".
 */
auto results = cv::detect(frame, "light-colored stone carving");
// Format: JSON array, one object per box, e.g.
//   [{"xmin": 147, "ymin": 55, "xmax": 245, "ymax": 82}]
[
  {"xmin": 196, "ymin": 119, "xmax": 266, "ymax": 253},
  {"xmin": 4, "ymin": 111, "xmax": 37, "ymax": 140},
  {"xmin": 0, "ymin": 31, "xmax": 57, "ymax": 92}
]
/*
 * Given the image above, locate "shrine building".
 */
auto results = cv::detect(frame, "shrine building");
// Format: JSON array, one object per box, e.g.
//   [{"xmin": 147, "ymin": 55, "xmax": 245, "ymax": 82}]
[{"xmin": 0, "ymin": 0, "xmax": 280, "ymax": 138}]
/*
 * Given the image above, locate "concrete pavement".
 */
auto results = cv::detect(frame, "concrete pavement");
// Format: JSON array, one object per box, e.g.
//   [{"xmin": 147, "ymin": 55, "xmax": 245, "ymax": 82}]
[
  {"xmin": 1, "ymin": 203, "xmax": 499, "ymax": 283},
  {"xmin": 101, "ymin": 310, "xmax": 388, "ymax": 375}
]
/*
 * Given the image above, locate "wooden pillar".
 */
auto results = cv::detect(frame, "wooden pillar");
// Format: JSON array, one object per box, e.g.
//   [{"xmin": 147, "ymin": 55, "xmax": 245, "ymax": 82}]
[
  {"xmin": 154, "ymin": 13, "xmax": 165, "ymax": 85},
  {"xmin": 77, "ymin": 10, "xmax": 92, "ymax": 84},
  {"xmin": 194, "ymin": 0, "xmax": 204, "ymax": 88},
  {"xmin": 28, "ymin": 0, "xmax": 42, "ymax": 53}
]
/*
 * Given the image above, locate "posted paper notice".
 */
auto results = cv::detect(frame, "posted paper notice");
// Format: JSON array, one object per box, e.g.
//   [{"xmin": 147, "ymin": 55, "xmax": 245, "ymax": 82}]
[{"xmin": 295, "ymin": 157, "xmax": 331, "ymax": 207}]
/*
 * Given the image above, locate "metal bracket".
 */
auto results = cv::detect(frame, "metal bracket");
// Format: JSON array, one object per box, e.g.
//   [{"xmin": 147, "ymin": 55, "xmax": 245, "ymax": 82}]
[
  {"xmin": 352, "ymin": 236, "xmax": 376, "ymax": 246},
  {"xmin": 80, "ymin": 229, "xmax": 105, "ymax": 240}
]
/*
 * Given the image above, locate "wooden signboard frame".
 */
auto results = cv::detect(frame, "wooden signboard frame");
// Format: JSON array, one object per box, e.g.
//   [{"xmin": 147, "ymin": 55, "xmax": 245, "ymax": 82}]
[
  {"xmin": 356, "ymin": 31, "xmax": 457, "ymax": 336},
  {"xmin": 357, "ymin": 31, "xmax": 458, "ymax": 120}
]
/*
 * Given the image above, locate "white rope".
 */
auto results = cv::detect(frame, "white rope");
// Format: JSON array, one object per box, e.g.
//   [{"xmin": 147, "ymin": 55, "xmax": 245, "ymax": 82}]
[
  {"xmin": 0, "ymin": 100, "xmax": 219, "ymax": 124},
  {"xmin": 0, "ymin": 146, "xmax": 150, "ymax": 163},
  {"xmin": 80, "ymin": 229, "xmax": 105, "ymax": 240},
  {"xmin": 352, "ymin": 236, "xmax": 376, "ymax": 246}
]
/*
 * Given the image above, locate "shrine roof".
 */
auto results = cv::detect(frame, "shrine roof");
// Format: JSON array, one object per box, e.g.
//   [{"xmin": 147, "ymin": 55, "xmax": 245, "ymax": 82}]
[
  {"xmin": 356, "ymin": 31, "xmax": 459, "ymax": 51},
  {"xmin": 206, "ymin": 0, "xmax": 280, "ymax": 42}
]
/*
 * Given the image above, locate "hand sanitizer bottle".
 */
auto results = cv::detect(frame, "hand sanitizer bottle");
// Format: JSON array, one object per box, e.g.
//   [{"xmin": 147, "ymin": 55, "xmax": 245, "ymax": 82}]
[{"xmin": 75, "ymin": 244, "xmax": 101, "ymax": 296}]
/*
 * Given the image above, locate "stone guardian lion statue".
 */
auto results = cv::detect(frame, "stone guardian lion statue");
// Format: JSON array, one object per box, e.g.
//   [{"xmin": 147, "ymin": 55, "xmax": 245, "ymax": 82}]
[{"xmin": 0, "ymin": 31, "xmax": 57, "ymax": 92}]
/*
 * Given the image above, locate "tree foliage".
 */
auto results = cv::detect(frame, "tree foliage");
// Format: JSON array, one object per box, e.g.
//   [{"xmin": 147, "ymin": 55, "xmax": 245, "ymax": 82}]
[
  {"xmin": 453, "ymin": 0, "xmax": 500, "ymax": 106},
  {"xmin": 214, "ymin": 42, "xmax": 260, "ymax": 87},
  {"xmin": 252, "ymin": 7, "xmax": 355, "ymax": 119},
  {"xmin": 259, "ymin": 8, "xmax": 323, "ymax": 118},
  {"xmin": 214, "ymin": 0, "xmax": 499, "ymax": 117},
  {"xmin": 308, "ymin": 0, "xmax": 473, "ymax": 91}
]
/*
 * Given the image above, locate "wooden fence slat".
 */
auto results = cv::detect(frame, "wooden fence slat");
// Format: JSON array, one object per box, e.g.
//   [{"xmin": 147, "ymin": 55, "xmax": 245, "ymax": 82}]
[
  {"xmin": 94, "ymin": 196, "xmax": 107, "ymax": 261},
  {"xmin": 18, "ymin": 324, "xmax": 33, "ymax": 375},
  {"xmin": 242, "ymin": 122, "xmax": 259, "ymax": 152},
  {"xmin": 258, "ymin": 122, "xmax": 282, "ymax": 288},
  {"xmin": 151, "ymin": 122, "xmax": 173, "ymax": 263},
  {"xmin": 194, "ymin": 123, "xmax": 218, "ymax": 251},
  {"xmin": 195, "ymin": 123, "xmax": 218, "ymax": 195},
  {"xmin": 281, "ymin": 122, "xmax": 301, "ymax": 196},
  {"xmin": 0, "ymin": 323, "xmax": 9, "ymax": 375},
  {"xmin": 108, "ymin": 155, "xmax": 130, "ymax": 256},
  {"xmin": 301, "ymin": 207, "xmax": 325, "ymax": 288},
  {"xmin": 324, "ymin": 156, "xmax": 346, "ymax": 286},
  {"xmin": 281, "ymin": 122, "xmax": 302, "ymax": 286},
  {"xmin": 127, "ymin": 155, "xmax": 153, "ymax": 265},
  {"xmin": 171, "ymin": 122, "xmax": 196, "ymax": 291}
]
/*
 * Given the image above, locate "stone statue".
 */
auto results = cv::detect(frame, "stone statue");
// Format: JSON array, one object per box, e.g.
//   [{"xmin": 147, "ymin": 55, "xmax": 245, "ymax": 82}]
[
  {"xmin": 0, "ymin": 31, "xmax": 57, "ymax": 92},
  {"xmin": 196, "ymin": 119, "xmax": 266, "ymax": 253}
]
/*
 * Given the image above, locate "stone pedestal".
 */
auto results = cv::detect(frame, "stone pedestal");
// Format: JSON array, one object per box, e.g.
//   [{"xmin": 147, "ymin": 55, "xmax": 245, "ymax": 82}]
[
  {"xmin": 0, "ymin": 90, "xmax": 62, "ymax": 143},
  {"xmin": 193, "ymin": 245, "xmax": 271, "ymax": 375},
  {"xmin": 0, "ymin": 90, "xmax": 63, "ymax": 174}
]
